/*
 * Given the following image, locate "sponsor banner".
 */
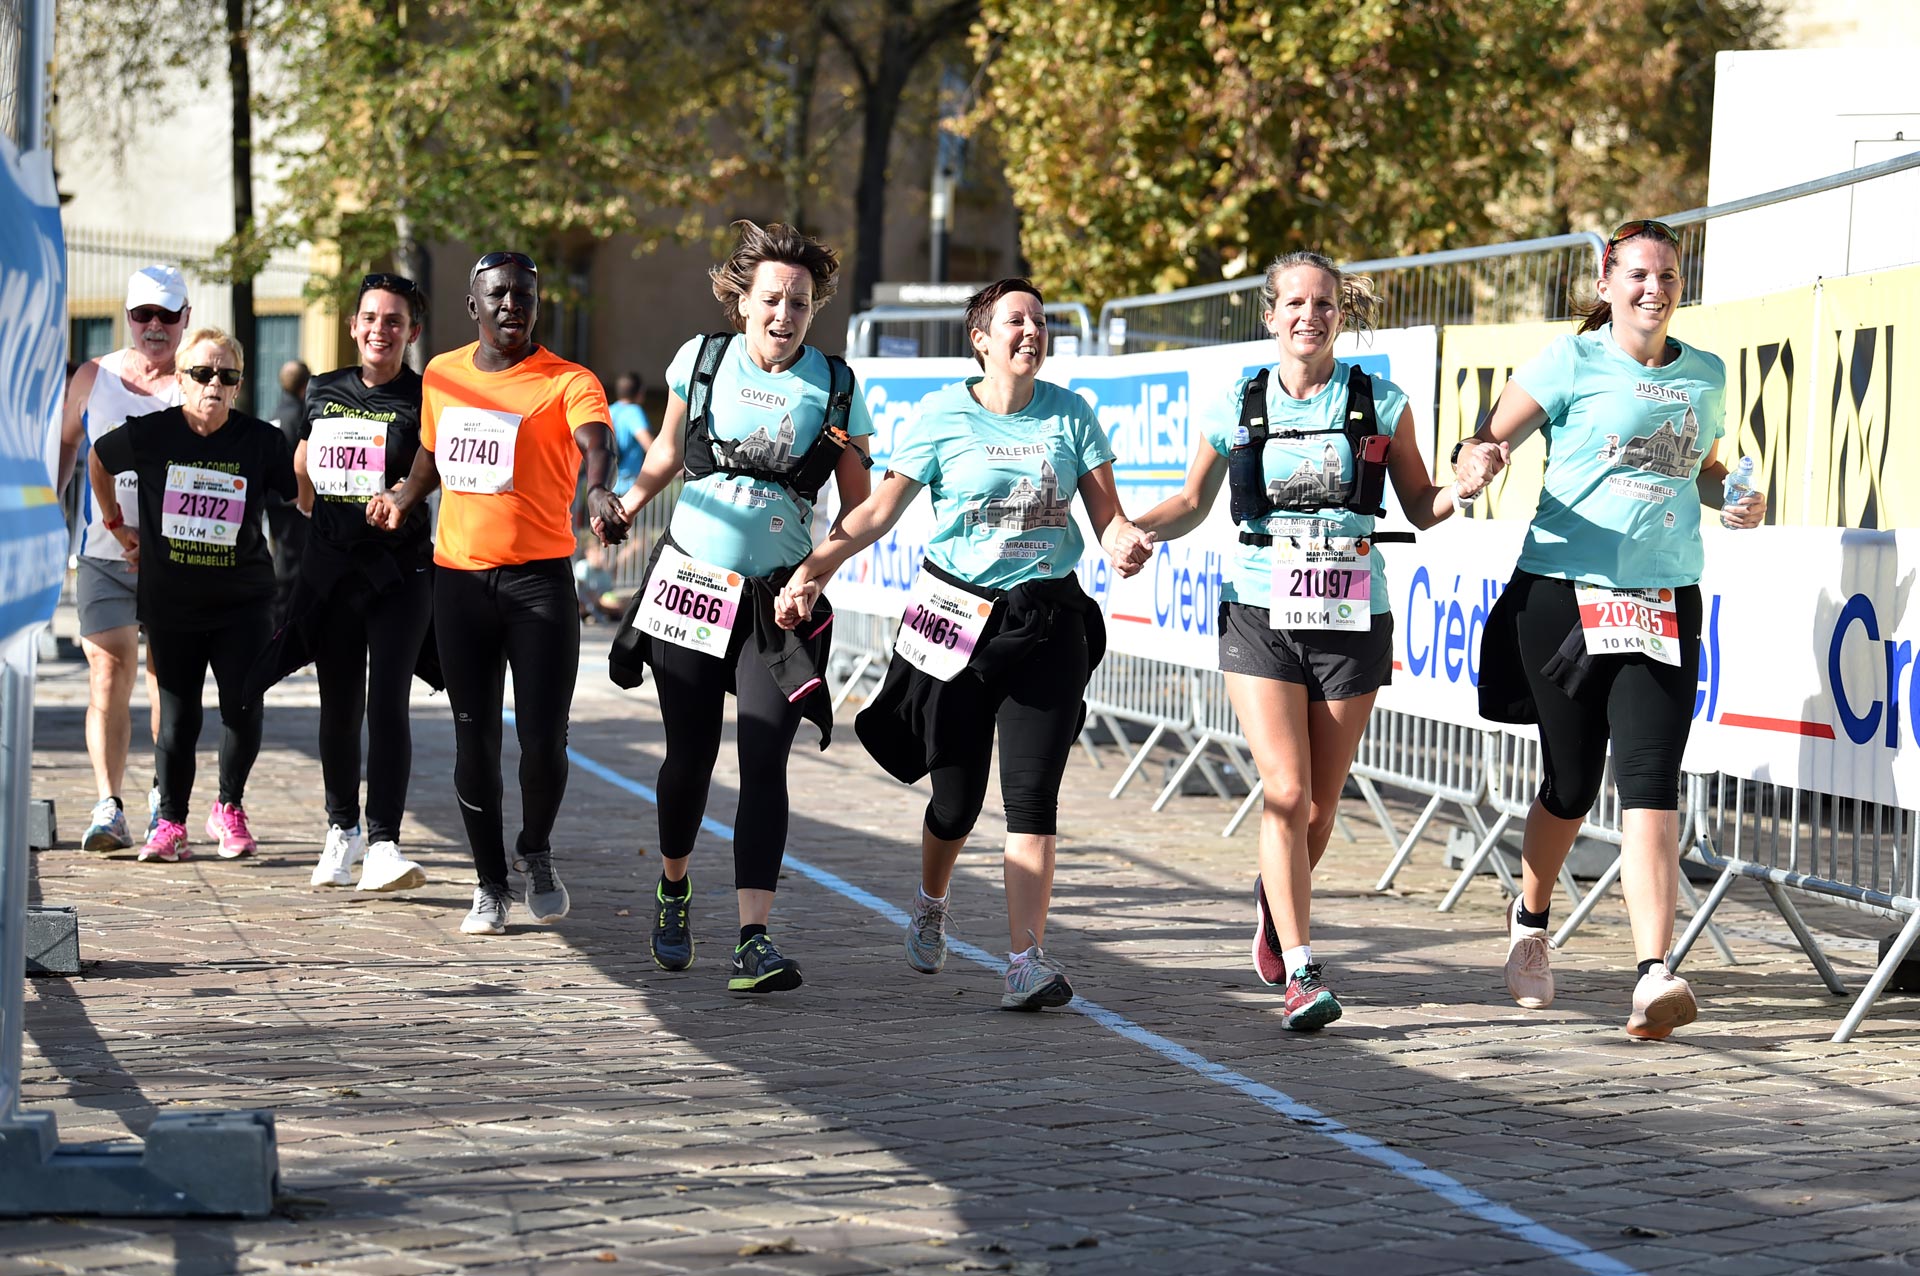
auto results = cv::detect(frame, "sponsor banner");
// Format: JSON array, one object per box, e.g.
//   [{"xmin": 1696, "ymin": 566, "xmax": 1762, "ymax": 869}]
[
  {"xmin": 0, "ymin": 137, "xmax": 69, "ymax": 650},
  {"xmin": 1433, "ymin": 320, "xmax": 1562, "ymax": 524},
  {"xmin": 841, "ymin": 330, "xmax": 1441, "ymax": 659},
  {"xmin": 1799, "ymin": 265, "xmax": 1920, "ymax": 531}
]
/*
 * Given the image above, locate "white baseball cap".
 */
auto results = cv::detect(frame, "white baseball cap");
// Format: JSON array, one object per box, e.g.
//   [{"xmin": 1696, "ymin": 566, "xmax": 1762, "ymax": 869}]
[{"xmin": 125, "ymin": 265, "xmax": 189, "ymax": 312}]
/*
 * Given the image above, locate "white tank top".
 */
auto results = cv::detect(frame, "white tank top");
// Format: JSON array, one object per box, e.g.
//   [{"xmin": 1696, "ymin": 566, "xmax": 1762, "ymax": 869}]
[{"xmin": 80, "ymin": 349, "xmax": 182, "ymax": 561}]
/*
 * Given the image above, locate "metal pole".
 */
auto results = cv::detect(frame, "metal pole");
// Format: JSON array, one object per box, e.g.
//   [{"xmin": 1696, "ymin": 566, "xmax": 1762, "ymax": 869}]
[{"xmin": 0, "ymin": 637, "xmax": 35, "ymax": 1122}]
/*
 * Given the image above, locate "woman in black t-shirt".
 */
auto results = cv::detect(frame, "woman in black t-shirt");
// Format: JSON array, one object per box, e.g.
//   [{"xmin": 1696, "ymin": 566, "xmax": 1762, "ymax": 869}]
[
  {"xmin": 90, "ymin": 326, "xmax": 296, "ymax": 862},
  {"xmin": 284, "ymin": 273, "xmax": 433, "ymax": 894}
]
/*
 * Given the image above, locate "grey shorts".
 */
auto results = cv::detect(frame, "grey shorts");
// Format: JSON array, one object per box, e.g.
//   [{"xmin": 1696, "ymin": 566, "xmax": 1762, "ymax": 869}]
[
  {"xmin": 1218, "ymin": 600, "xmax": 1394, "ymax": 702},
  {"xmin": 76, "ymin": 554, "xmax": 138, "ymax": 637}
]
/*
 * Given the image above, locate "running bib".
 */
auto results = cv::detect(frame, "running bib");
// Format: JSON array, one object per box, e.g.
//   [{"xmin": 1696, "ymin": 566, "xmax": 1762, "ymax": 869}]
[
  {"xmin": 115, "ymin": 471, "xmax": 140, "ymax": 530},
  {"xmin": 307, "ymin": 418, "xmax": 387, "ymax": 497},
  {"xmin": 894, "ymin": 572, "xmax": 994, "ymax": 682},
  {"xmin": 161, "ymin": 465, "xmax": 244, "ymax": 548},
  {"xmin": 1575, "ymin": 584, "xmax": 1680, "ymax": 666},
  {"xmin": 633, "ymin": 546, "xmax": 744, "ymax": 659},
  {"xmin": 1269, "ymin": 538, "xmax": 1369, "ymax": 632},
  {"xmin": 437, "ymin": 407, "xmax": 520, "ymax": 494}
]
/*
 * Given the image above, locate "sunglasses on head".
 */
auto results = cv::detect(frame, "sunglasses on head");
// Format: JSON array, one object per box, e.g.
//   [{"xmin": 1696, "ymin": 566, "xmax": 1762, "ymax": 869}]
[
  {"xmin": 182, "ymin": 366, "xmax": 243, "ymax": 387},
  {"xmin": 128, "ymin": 306, "xmax": 184, "ymax": 326},
  {"xmin": 470, "ymin": 251, "xmax": 538, "ymax": 281},
  {"xmin": 360, "ymin": 272, "xmax": 418, "ymax": 295},
  {"xmin": 1602, "ymin": 219, "xmax": 1680, "ymax": 271}
]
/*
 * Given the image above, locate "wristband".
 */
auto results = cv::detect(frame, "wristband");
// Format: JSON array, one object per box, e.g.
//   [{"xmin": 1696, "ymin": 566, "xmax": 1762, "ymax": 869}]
[{"xmin": 103, "ymin": 512, "xmax": 124, "ymax": 531}]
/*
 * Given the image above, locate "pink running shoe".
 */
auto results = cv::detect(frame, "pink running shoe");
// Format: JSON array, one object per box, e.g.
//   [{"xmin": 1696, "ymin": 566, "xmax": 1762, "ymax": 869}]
[
  {"xmin": 205, "ymin": 802, "xmax": 257, "ymax": 859},
  {"xmin": 139, "ymin": 819, "xmax": 192, "ymax": 863}
]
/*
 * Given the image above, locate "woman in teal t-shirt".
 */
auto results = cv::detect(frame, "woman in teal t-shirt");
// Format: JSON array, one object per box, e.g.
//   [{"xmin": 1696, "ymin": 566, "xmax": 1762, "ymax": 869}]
[
  {"xmin": 778, "ymin": 278, "xmax": 1152, "ymax": 1013},
  {"xmin": 1135, "ymin": 251, "xmax": 1487, "ymax": 1032},
  {"xmin": 1461, "ymin": 219, "xmax": 1764, "ymax": 1041},
  {"xmin": 603, "ymin": 220, "xmax": 875, "ymax": 996}
]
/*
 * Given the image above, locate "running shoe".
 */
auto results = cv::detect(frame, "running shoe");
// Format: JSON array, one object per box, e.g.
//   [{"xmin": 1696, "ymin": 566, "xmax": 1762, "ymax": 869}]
[
  {"xmin": 1626, "ymin": 962, "xmax": 1698, "ymax": 1041},
  {"xmin": 138, "ymin": 818, "xmax": 191, "ymax": 863},
  {"xmin": 311, "ymin": 825, "xmax": 365, "ymax": 887},
  {"xmin": 357, "ymin": 840, "xmax": 426, "ymax": 893},
  {"xmin": 204, "ymin": 802, "xmax": 257, "ymax": 859},
  {"xmin": 728, "ymin": 933, "xmax": 803, "ymax": 993},
  {"xmin": 515, "ymin": 849, "xmax": 569, "ymax": 922},
  {"xmin": 1002, "ymin": 942, "xmax": 1073, "ymax": 1011},
  {"xmin": 82, "ymin": 796, "xmax": 133, "ymax": 852},
  {"xmin": 1504, "ymin": 896, "xmax": 1555, "ymax": 1009},
  {"xmin": 1251, "ymin": 874, "xmax": 1287, "ymax": 986},
  {"xmin": 147, "ymin": 784, "xmax": 160, "ymax": 839},
  {"xmin": 651, "ymin": 879, "xmax": 694, "ymax": 971},
  {"xmin": 1280, "ymin": 962, "xmax": 1343, "ymax": 1031},
  {"xmin": 460, "ymin": 884, "xmax": 510, "ymax": 935},
  {"xmin": 904, "ymin": 889, "xmax": 950, "ymax": 974}
]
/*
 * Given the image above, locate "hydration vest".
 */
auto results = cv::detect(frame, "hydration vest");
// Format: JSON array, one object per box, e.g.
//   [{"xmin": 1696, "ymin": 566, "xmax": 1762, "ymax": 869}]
[{"xmin": 680, "ymin": 332, "xmax": 870, "ymax": 503}]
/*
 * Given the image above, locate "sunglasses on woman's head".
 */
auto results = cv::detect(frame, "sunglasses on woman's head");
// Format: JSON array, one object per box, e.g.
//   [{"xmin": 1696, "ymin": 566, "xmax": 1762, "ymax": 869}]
[
  {"xmin": 1602, "ymin": 219, "xmax": 1680, "ymax": 271},
  {"xmin": 182, "ymin": 366, "xmax": 243, "ymax": 386},
  {"xmin": 128, "ymin": 306, "xmax": 184, "ymax": 325}
]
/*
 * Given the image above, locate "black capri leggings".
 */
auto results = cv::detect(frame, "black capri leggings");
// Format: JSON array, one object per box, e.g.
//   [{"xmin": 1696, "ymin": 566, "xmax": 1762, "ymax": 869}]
[
  {"xmin": 651, "ymin": 628, "xmax": 805, "ymax": 893},
  {"xmin": 434, "ymin": 558, "xmax": 580, "ymax": 889},
  {"xmin": 313, "ymin": 567, "xmax": 433, "ymax": 844},
  {"xmin": 1508, "ymin": 571, "xmax": 1701, "ymax": 818},
  {"xmin": 148, "ymin": 611, "xmax": 274, "ymax": 823},
  {"xmin": 925, "ymin": 606, "xmax": 1091, "ymax": 841}
]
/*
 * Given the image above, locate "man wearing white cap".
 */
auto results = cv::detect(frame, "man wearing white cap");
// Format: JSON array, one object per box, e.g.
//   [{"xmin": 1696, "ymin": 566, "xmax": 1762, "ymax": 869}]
[{"xmin": 57, "ymin": 265, "xmax": 189, "ymax": 851}]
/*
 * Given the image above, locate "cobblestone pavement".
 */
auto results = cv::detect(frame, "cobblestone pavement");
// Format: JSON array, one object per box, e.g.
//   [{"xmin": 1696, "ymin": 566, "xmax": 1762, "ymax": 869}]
[{"xmin": 11, "ymin": 609, "xmax": 1920, "ymax": 1274}]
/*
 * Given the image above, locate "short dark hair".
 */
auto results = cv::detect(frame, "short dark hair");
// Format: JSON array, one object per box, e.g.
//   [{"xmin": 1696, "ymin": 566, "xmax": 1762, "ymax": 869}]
[
  {"xmin": 963, "ymin": 278, "xmax": 1045, "ymax": 368},
  {"xmin": 614, "ymin": 372, "xmax": 642, "ymax": 399},
  {"xmin": 358, "ymin": 272, "xmax": 426, "ymax": 326},
  {"xmin": 709, "ymin": 221, "xmax": 840, "ymax": 331}
]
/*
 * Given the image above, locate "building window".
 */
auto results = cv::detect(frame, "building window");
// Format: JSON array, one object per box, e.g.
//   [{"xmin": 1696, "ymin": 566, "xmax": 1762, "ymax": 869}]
[
  {"xmin": 250, "ymin": 314, "xmax": 302, "ymax": 420},
  {"xmin": 70, "ymin": 317, "xmax": 115, "ymax": 366}
]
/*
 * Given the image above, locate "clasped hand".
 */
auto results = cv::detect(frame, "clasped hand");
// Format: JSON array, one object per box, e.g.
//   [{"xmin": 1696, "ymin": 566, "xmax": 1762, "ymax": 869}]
[{"xmin": 1451, "ymin": 440, "xmax": 1511, "ymax": 500}]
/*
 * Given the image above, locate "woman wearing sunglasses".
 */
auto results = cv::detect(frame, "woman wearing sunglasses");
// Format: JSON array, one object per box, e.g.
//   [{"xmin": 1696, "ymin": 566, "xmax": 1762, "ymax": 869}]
[
  {"xmin": 1460, "ymin": 219, "xmax": 1765, "ymax": 1040},
  {"xmin": 257, "ymin": 274, "xmax": 434, "ymax": 894},
  {"xmin": 89, "ymin": 327, "xmax": 298, "ymax": 862}
]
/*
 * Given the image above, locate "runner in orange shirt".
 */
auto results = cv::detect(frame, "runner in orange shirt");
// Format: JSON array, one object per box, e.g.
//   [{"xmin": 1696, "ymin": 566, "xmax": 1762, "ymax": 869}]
[{"xmin": 367, "ymin": 251, "xmax": 626, "ymax": 935}]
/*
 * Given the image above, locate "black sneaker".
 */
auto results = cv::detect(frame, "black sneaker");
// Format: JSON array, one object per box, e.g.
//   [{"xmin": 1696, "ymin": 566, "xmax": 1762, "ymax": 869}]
[
  {"xmin": 728, "ymin": 933, "xmax": 803, "ymax": 993},
  {"xmin": 652, "ymin": 879, "xmax": 694, "ymax": 971}
]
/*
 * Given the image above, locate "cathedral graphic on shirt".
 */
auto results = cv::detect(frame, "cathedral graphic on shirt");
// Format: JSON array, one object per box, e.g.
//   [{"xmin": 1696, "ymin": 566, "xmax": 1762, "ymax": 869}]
[
  {"xmin": 721, "ymin": 412, "xmax": 798, "ymax": 468},
  {"xmin": 1599, "ymin": 406, "xmax": 1705, "ymax": 478},
  {"xmin": 1266, "ymin": 442, "xmax": 1345, "ymax": 509},
  {"xmin": 966, "ymin": 460, "xmax": 1071, "ymax": 532}
]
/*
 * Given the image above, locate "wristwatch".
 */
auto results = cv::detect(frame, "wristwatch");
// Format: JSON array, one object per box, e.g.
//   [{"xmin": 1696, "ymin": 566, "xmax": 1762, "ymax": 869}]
[{"xmin": 1449, "ymin": 438, "xmax": 1474, "ymax": 465}]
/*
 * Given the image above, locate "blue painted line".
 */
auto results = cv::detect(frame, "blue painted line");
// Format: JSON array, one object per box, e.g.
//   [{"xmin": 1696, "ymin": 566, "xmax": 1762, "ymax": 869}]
[{"xmin": 563, "ymin": 734, "xmax": 1643, "ymax": 1276}]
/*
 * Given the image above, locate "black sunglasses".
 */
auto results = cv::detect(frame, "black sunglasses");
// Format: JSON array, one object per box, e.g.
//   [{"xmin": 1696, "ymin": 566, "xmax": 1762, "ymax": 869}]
[
  {"xmin": 1602, "ymin": 219, "xmax": 1680, "ymax": 271},
  {"xmin": 469, "ymin": 251, "xmax": 538, "ymax": 281},
  {"xmin": 360, "ymin": 272, "xmax": 418, "ymax": 295},
  {"xmin": 128, "ymin": 306, "xmax": 184, "ymax": 325},
  {"xmin": 182, "ymin": 365, "xmax": 243, "ymax": 387}
]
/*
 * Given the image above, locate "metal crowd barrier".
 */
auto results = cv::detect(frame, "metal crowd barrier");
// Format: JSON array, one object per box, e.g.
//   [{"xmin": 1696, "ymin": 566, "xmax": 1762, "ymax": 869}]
[
  {"xmin": 1672, "ymin": 774, "xmax": 1919, "ymax": 1042},
  {"xmin": 826, "ymin": 610, "xmax": 897, "ymax": 712},
  {"xmin": 844, "ymin": 302, "xmax": 1095, "ymax": 359},
  {"xmin": 605, "ymin": 478, "xmax": 682, "ymax": 594},
  {"xmin": 1360, "ymin": 710, "xmax": 1494, "ymax": 891},
  {"xmin": 1081, "ymin": 652, "xmax": 1201, "ymax": 800}
]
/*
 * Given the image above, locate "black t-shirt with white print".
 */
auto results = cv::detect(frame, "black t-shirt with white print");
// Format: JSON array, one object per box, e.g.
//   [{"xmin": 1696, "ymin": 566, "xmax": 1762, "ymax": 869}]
[
  {"xmin": 91, "ymin": 407, "xmax": 297, "ymax": 631},
  {"xmin": 297, "ymin": 366, "xmax": 430, "ymax": 563}
]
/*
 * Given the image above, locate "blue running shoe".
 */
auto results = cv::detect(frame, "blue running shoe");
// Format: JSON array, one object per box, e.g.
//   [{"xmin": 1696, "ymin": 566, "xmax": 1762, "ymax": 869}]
[{"xmin": 82, "ymin": 796, "xmax": 132, "ymax": 852}]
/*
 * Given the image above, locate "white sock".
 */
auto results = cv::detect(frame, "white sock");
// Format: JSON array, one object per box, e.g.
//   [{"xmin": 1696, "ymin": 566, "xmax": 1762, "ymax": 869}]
[
  {"xmin": 919, "ymin": 887, "xmax": 947, "ymax": 904},
  {"xmin": 1008, "ymin": 951, "xmax": 1024, "ymax": 965},
  {"xmin": 1283, "ymin": 944, "xmax": 1313, "ymax": 975}
]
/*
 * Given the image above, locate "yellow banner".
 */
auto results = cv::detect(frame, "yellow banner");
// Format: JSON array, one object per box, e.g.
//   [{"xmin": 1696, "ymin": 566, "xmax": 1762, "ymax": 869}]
[
  {"xmin": 1803, "ymin": 265, "xmax": 1920, "ymax": 529},
  {"xmin": 1433, "ymin": 320, "xmax": 1561, "ymax": 522}
]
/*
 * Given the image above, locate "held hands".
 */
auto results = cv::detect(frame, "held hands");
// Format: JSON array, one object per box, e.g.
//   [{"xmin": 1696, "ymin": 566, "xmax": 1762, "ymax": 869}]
[
  {"xmin": 114, "ymin": 526, "xmax": 140, "ymax": 570},
  {"xmin": 1720, "ymin": 491, "xmax": 1767, "ymax": 530},
  {"xmin": 774, "ymin": 574, "xmax": 823, "ymax": 631},
  {"xmin": 365, "ymin": 489, "xmax": 405, "ymax": 532},
  {"xmin": 1104, "ymin": 521, "xmax": 1155, "ymax": 577},
  {"xmin": 586, "ymin": 487, "xmax": 630, "ymax": 546},
  {"xmin": 1451, "ymin": 440, "xmax": 1511, "ymax": 501}
]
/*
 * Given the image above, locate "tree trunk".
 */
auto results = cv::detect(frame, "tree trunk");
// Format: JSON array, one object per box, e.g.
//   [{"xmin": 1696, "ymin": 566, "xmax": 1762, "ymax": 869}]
[
  {"xmin": 780, "ymin": 23, "xmax": 821, "ymax": 231},
  {"xmin": 227, "ymin": 0, "xmax": 256, "ymax": 411},
  {"xmin": 849, "ymin": 13, "xmax": 911, "ymax": 314}
]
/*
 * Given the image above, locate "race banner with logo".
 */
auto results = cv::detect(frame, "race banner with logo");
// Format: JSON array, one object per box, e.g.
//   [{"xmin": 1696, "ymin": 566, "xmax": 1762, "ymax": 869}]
[{"xmin": 0, "ymin": 136, "xmax": 70, "ymax": 650}]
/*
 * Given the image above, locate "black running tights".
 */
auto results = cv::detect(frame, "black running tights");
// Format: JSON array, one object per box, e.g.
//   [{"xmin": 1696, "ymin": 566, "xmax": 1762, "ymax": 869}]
[
  {"xmin": 434, "ymin": 558, "xmax": 579, "ymax": 889},
  {"xmin": 148, "ymin": 612, "xmax": 273, "ymax": 823},
  {"xmin": 313, "ymin": 568, "xmax": 433, "ymax": 843}
]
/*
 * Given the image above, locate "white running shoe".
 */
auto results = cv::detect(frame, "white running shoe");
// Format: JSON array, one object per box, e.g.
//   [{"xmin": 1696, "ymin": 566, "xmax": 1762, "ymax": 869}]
[
  {"xmin": 461, "ymin": 884, "xmax": 510, "ymax": 935},
  {"xmin": 1504, "ymin": 896, "xmax": 1555, "ymax": 1010},
  {"xmin": 357, "ymin": 840, "xmax": 426, "ymax": 893},
  {"xmin": 311, "ymin": 825, "xmax": 365, "ymax": 887},
  {"xmin": 1627, "ymin": 962, "xmax": 1699, "ymax": 1041}
]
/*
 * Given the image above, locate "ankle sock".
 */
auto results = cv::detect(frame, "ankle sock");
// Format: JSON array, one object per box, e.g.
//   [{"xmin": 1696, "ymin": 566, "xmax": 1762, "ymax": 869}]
[
  {"xmin": 1516, "ymin": 902, "xmax": 1551, "ymax": 930},
  {"xmin": 1283, "ymin": 944, "xmax": 1312, "ymax": 975},
  {"xmin": 919, "ymin": 887, "xmax": 947, "ymax": 905},
  {"xmin": 1636, "ymin": 957, "xmax": 1663, "ymax": 977},
  {"xmin": 658, "ymin": 874, "xmax": 690, "ymax": 901},
  {"xmin": 738, "ymin": 923, "xmax": 767, "ymax": 947}
]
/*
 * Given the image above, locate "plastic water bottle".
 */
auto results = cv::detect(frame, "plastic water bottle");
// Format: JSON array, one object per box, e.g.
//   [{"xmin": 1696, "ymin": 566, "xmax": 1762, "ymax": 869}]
[
  {"xmin": 1722, "ymin": 455, "xmax": 1755, "ymax": 512},
  {"xmin": 1227, "ymin": 424, "xmax": 1267, "ymax": 524}
]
